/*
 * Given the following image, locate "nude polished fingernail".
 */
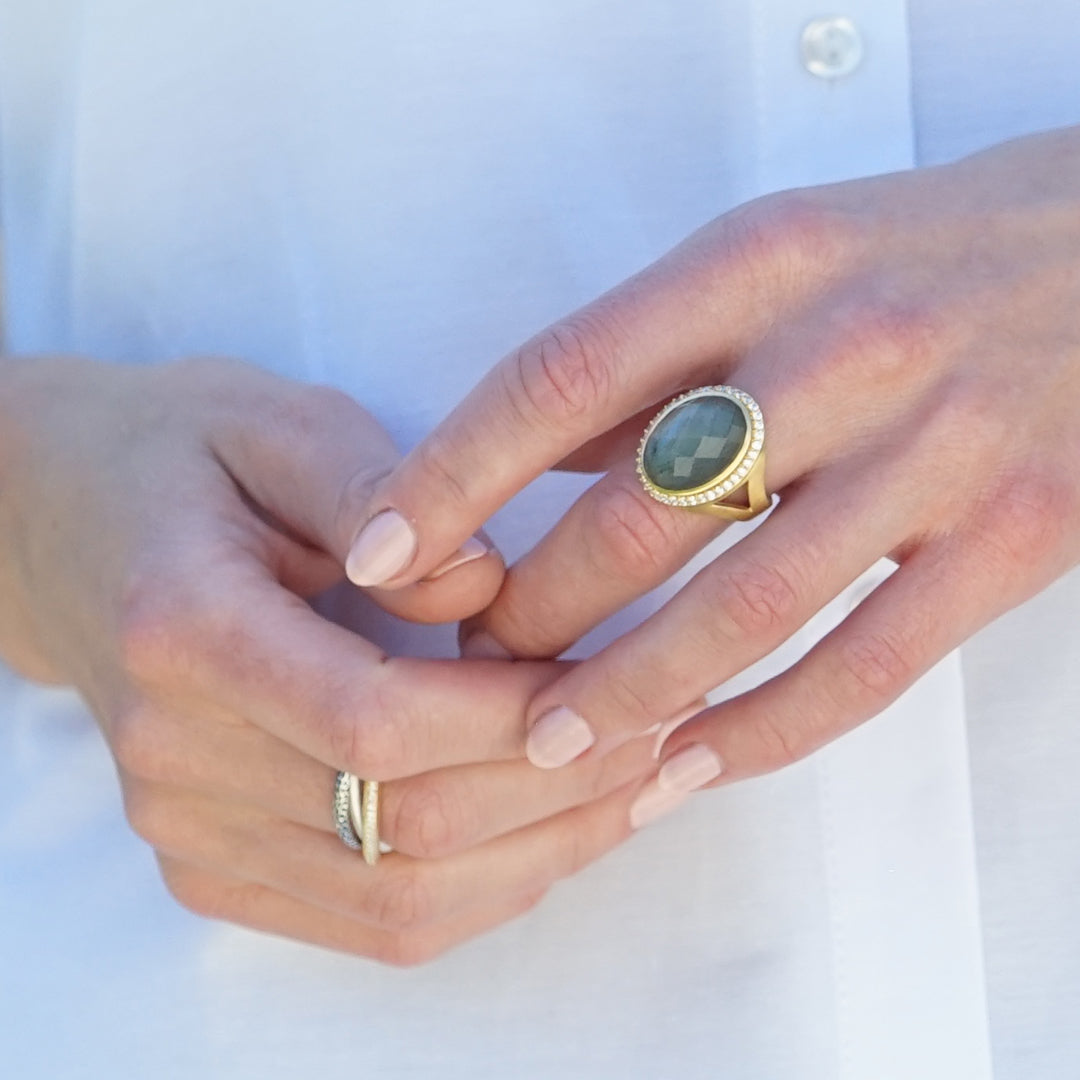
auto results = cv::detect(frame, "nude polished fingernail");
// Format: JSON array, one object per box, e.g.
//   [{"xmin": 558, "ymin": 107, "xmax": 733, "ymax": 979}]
[
  {"xmin": 423, "ymin": 536, "xmax": 490, "ymax": 581},
  {"xmin": 658, "ymin": 743, "xmax": 723, "ymax": 793},
  {"xmin": 526, "ymin": 706, "xmax": 596, "ymax": 769},
  {"xmin": 345, "ymin": 510, "xmax": 418, "ymax": 587},
  {"xmin": 629, "ymin": 782, "xmax": 689, "ymax": 830}
]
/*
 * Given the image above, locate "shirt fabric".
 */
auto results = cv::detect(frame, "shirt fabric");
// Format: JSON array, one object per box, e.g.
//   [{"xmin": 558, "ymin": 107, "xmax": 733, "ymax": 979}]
[{"xmin": 0, "ymin": 3, "xmax": 1077, "ymax": 1078}]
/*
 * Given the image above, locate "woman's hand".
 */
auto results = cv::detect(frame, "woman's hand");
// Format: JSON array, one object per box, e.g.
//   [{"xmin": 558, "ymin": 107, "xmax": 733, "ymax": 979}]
[
  {"xmin": 0, "ymin": 356, "xmax": 658, "ymax": 962},
  {"xmin": 351, "ymin": 125, "xmax": 1080, "ymax": 820}
]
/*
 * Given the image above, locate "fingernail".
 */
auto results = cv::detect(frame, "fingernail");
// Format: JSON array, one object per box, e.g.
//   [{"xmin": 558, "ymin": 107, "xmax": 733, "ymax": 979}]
[
  {"xmin": 657, "ymin": 743, "xmax": 723, "ymax": 793},
  {"xmin": 460, "ymin": 630, "xmax": 514, "ymax": 660},
  {"xmin": 345, "ymin": 510, "xmax": 418, "ymax": 587},
  {"xmin": 423, "ymin": 536, "xmax": 490, "ymax": 581},
  {"xmin": 652, "ymin": 704, "xmax": 706, "ymax": 760},
  {"xmin": 526, "ymin": 706, "xmax": 596, "ymax": 769},
  {"xmin": 629, "ymin": 781, "xmax": 689, "ymax": 830}
]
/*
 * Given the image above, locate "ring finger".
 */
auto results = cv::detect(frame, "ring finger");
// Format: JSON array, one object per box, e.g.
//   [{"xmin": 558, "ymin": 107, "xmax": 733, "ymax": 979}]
[
  {"xmin": 124, "ymin": 705, "xmax": 661, "ymax": 859},
  {"xmin": 135, "ymin": 775, "xmax": 643, "ymax": 932}
]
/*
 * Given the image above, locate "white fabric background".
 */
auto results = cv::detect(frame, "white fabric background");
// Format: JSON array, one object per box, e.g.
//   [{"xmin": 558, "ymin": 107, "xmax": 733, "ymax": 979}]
[{"xmin": 0, "ymin": 2, "xmax": 1077, "ymax": 1076}]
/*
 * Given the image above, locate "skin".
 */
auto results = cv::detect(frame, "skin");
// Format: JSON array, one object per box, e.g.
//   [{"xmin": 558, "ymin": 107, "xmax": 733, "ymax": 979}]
[
  {"xmin": 6, "ymin": 124, "xmax": 1078, "ymax": 961},
  {"xmin": 362, "ymin": 126, "xmax": 1080, "ymax": 820},
  {"xmin": 0, "ymin": 355, "xmax": 664, "ymax": 964}
]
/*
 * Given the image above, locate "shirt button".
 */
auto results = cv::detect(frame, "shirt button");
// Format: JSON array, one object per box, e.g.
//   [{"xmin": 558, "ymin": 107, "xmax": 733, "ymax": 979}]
[{"xmin": 800, "ymin": 15, "xmax": 864, "ymax": 79}]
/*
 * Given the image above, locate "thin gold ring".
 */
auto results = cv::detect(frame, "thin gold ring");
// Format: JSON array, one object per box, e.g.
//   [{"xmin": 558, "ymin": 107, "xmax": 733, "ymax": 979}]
[
  {"xmin": 360, "ymin": 779, "xmax": 382, "ymax": 867},
  {"xmin": 636, "ymin": 386, "xmax": 769, "ymax": 520}
]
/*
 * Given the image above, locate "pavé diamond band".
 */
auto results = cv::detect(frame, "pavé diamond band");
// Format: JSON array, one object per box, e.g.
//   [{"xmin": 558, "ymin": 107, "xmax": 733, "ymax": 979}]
[
  {"xmin": 333, "ymin": 770, "xmax": 363, "ymax": 851},
  {"xmin": 637, "ymin": 386, "xmax": 769, "ymax": 520}
]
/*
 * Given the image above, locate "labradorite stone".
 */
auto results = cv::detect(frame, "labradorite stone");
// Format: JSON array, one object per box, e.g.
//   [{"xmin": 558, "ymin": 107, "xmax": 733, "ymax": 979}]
[{"xmin": 643, "ymin": 396, "xmax": 747, "ymax": 491}]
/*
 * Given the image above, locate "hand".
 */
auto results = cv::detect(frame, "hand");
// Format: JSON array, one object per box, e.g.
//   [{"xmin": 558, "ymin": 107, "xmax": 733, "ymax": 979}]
[
  {"xmin": 0, "ymin": 356, "xmax": 658, "ymax": 962},
  {"xmin": 351, "ymin": 125, "xmax": 1080, "ymax": 823}
]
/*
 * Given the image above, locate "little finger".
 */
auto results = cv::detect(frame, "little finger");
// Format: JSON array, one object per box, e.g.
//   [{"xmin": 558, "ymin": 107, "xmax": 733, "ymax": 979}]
[
  {"xmin": 135, "ymin": 777, "xmax": 641, "ymax": 932},
  {"xmin": 156, "ymin": 854, "xmax": 547, "ymax": 967}
]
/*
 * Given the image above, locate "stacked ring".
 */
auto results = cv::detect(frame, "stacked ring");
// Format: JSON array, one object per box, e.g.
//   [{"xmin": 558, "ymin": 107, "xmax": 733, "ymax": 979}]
[
  {"xmin": 333, "ymin": 771, "xmax": 382, "ymax": 866},
  {"xmin": 637, "ymin": 386, "xmax": 769, "ymax": 519}
]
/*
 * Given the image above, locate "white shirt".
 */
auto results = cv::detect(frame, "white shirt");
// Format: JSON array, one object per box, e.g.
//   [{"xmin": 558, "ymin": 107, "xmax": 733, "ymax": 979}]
[{"xmin": 0, "ymin": 3, "xmax": 1077, "ymax": 1077}]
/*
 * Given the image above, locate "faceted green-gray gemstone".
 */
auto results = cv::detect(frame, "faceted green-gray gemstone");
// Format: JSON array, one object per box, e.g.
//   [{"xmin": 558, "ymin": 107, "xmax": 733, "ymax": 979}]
[{"xmin": 643, "ymin": 395, "xmax": 747, "ymax": 491}]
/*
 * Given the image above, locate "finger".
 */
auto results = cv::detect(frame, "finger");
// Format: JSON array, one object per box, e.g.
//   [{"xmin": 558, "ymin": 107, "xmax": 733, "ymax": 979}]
[
  {"xmin": 204, "ymin": 361, "xmax": 503, "ymax": 620},
  {"xmin": 519, "ymin": 454, "xmax": 923, "ymax": 767},
  {"xmin": 122, "ymin": 710, "xmax": 658, "ymax": 859},
  {"xmin": 345, "ymin": 208, "xmax": 833, "ymax": 589},
  {"xmin": 138, "ymin": 775, "xmax": 642, "ymax": 933},
  {"xmin": 630, "ymin": 515, "xmax": 1056, "ymax": 820},
  {"xmin": 460, "ymin": 458, "xmax": 728, "ymax": 660},
  {"xmin": 118, "ymin": 548, "xmax": 565, "ymax": 778},
  {"xmin": 379, "ymin": 736, "xmax": 657, "ymax": 857},
  {"xmin": 156, "ymin": 854, "xmax": 547, "ymax": 967},
  {"xmin": 364, "ymin": 529, "xmax": 505, "ymax": 626}
]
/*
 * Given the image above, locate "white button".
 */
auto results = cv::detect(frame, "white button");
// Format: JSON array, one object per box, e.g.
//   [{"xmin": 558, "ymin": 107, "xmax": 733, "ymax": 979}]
[{"xmin": 800, "ymin": 16, "xmax": 864, "ymax": 79}]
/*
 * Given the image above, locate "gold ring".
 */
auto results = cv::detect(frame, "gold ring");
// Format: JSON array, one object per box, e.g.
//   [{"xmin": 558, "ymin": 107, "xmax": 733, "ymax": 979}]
[
  {"xmin": 636, "ymin": 386, "xmax": 769, "ymax": 520},
  {"xmin": 359, "ymin": 779, "xmax": 382, "ymax": 867},
  {"xmin": 335, "ymin": 771, "xmax": 382, "ymax": 865}
]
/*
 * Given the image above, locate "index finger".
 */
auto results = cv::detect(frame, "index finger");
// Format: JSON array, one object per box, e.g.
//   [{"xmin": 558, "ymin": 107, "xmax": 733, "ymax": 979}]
[
  {"xmin": 121, "ymin": 552, "xmax": 567, "ymax": 780},
  {"xmin": 346, "ymin": 211, "xmax": 802, "ymax": 589}
]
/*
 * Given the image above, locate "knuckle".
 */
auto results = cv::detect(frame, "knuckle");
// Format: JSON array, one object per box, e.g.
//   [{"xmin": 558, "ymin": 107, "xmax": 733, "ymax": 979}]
[
  {"xmin": 117, "ymin": 574, "xmax": 228, "ymax": 688},
  {"xmin": 837, "ymin": 628, "xmax": 915, "ymax": 705},
  {"xmin": 122, "ymin": 783, "xmax": 178, "ymax": 849},
  {"xmin": 366, "ymin": 868, "xmax": 435, "ymax": 933},
  {"xmin": 748, "ymin": 712, "xmax": 811, "ymax": 772},
  {"xmin": 321, "ymin": 665, "xmax": 410, "ymax": 779},
  {"xmin": 602, "ymin": 667, "xmax": 667, "ymax": 726},
  {"xmin": 590, "ymin": 478, "xmax": 686, "ymax": 580},
  {"xmin": 730, "ymin": 193, "xmax": 855, "ymax": 286},
  {"xmin": 711, "ymin": 556, "xmax": 802, "ymax": 640},
  {"xmin": 110, "ymin": 703, "xmax": 171, "ymax": 782},
  {"xmin": 508, "ymin": 313, "xmax": 617, "ymax": 427},
  {"xmin": 815, "ymin": 296, "xmax": 949, "ymax": 388},
  {"xmin": 406, "ymin": 430, "xmax": 474, "ymax": 510},
  {"xmin": 965, "ymin": 468, "xmax": 1074, "ymax": 586},
  {"xmin": 158, "ymin": 860, "xmax": 235, "ymax": 922},
  {"xmin": 387, "ymin": 778, "xmax": 474, "ymax": 859},
  {"xmin": 115, "ymin": 577, "xmax": 186, "ymax": 684}
]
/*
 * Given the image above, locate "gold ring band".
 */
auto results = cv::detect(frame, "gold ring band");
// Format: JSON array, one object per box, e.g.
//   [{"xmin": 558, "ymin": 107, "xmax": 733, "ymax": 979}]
[
  {"xmin": 360, "ymin": 778, "xmax": 382, "ymax": 867},
  {"xmin": 637, "ymin": 386, "xmax": 770, "ymax": 520}
]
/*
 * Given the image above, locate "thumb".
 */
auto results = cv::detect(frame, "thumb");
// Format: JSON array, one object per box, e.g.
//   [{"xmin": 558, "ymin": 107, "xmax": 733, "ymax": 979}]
[{"xmin": 207, "ymin": 370, "xmax": 502, "ymax": 620}]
